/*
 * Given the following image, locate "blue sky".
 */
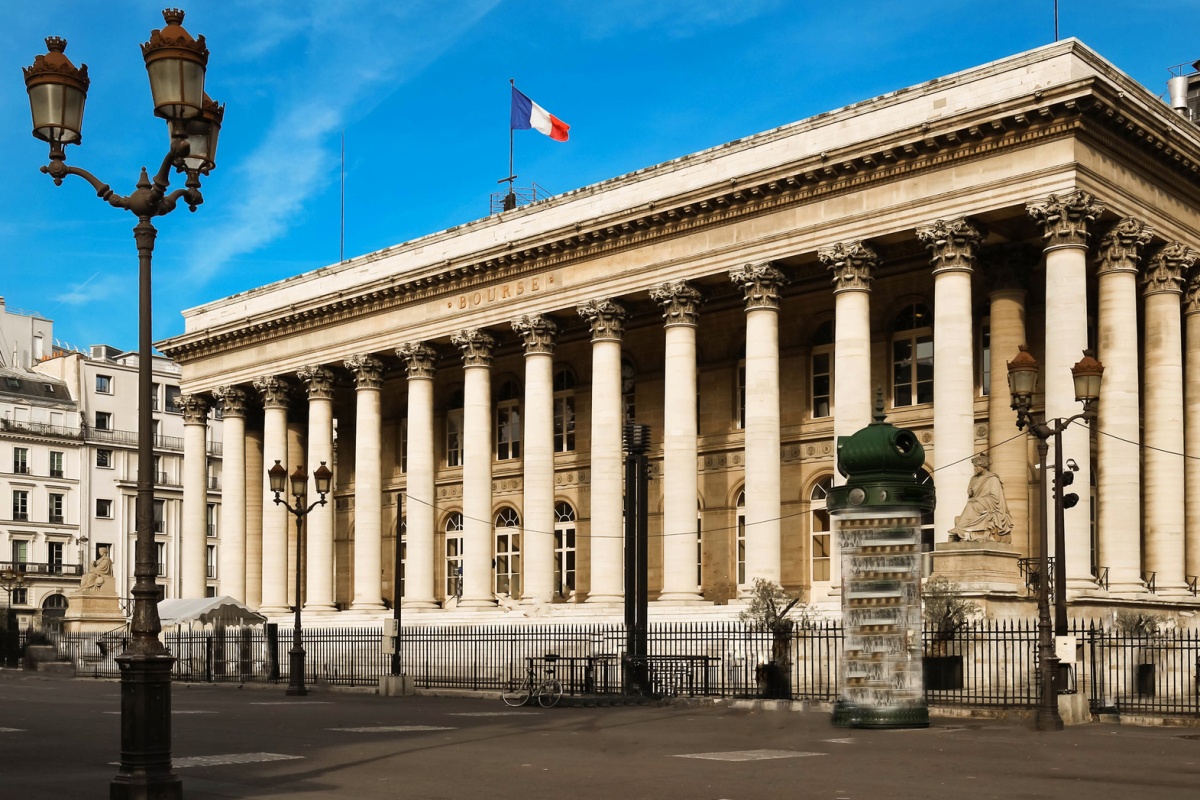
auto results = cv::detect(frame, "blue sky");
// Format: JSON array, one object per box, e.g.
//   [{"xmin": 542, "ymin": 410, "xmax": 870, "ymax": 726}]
[{"xmin": 1, "ymin": 1, "xmax": 1196, "ymax": 353}]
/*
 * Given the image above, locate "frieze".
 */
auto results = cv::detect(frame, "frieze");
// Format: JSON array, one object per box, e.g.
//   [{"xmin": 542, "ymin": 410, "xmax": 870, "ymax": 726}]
[
  {"xmin": 553, "ymin": 470, "xmax": 591, "ymax": 486},
  {"xmin": 447, "ymin": 272, "xmax": 558, "ymax": 312},
  {"xmin": 160, "ymin": 86, "xmax": 1200, "ymax": 365}
]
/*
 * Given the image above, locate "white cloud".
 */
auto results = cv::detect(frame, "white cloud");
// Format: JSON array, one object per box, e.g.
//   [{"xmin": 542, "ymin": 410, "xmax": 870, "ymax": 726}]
[{"xmin": 53, "ymin": 272, "xmax": 124, "ymax": 306}]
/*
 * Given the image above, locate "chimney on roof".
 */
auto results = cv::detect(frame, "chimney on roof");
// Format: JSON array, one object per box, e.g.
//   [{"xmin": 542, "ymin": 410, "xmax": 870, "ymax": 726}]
[{"xmin": 1167, "ymin": 60, "xmax": 1200, "ymax": 122}]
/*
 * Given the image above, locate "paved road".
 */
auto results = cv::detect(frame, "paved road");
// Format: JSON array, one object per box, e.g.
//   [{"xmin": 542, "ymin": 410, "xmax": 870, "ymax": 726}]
[{"xmin": 2, "ymin": 670, "xmax": 1198, "ymax": 799}]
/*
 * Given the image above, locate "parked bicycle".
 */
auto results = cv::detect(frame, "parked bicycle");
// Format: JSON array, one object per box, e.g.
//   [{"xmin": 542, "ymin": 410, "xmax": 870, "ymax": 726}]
[{"xmin": 501, "ymin": 654, "xmax": 563, "ymax": 708}]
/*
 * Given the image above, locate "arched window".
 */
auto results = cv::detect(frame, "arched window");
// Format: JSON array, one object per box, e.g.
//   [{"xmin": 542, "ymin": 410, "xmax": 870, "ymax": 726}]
[
  {"xmin": 445, "ymin": 512, "xmax": 464, "ymax": 598},
  {"xmin": 446, "ymin": 389, "xmax": 464, "ymax": 467},
  {"xmin": 553, "ymin": 367, "xmax": 576, "ymax": 453},
  {"xmin": 494, "ymin": 507, "xmax": 521, "ymax": 597},
  {"xmin": 496, "ymin": 379, "xmax": 522, "ymax": 460},
  {"xmin": 554, "ymin": 502, "xmax": 576, "ymax": 597},
  {"xmin": 735, "ymin": 491, "xmax": 746, "ymax": 587},
  {"xmin": 810, "ymin": 476, "xmax": 833, "ymax": 583},
  {"xmin": 892, "ymin": 303, "xmax": 933, "ymax": 407},
  {"xmin": 812, "ymin": 321, "xmax": 834, "ymax": 419},
  {"xmin": 622, "ymin": 357, "xmax": 637, "ymax": 423},
  {"xmin": 41, "ymin": 593, "xmax": 68, "ymax": 629}
]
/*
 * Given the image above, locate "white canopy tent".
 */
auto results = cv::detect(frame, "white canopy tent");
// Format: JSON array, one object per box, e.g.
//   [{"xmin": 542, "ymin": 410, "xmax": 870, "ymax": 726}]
[{"xmin": 157, "ymin": 596, "xmax": 266, "ymax": 628}]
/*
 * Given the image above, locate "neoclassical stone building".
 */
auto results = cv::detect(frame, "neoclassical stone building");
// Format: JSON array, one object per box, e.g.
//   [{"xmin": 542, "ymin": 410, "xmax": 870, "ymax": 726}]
[{"xmin": 159, "ymin": 40, "xmax": 1200, "ymax": 619}]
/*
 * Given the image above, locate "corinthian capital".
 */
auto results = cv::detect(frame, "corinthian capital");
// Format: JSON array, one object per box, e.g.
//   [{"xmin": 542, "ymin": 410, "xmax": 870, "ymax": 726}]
[
  {"xmin": 649, "ymin": 280, "xmax": 703, "ymax": 326},
  {"xmin": 916, "ymin": 218, "xmax": 986, "ymax": 275},
  {"xmin": 252, "ymin": 375, "xmax": 292, "ymax": 409},
  {"xmin": 577, "ymin": 299, "xmax": 628, "ymax": 341},
  {"xmin": 344, "ymin": 354, "xmax": 385, "ymax": 389},
  {"xmin": 213, "ymin": 386, "xmax": 249, "ymax": 418},
  {"xmin": 729, "ymin": 262, "xmax": 787, "ymax": 309},
  {"xmin": 297, "ymin": 364, "xmax": 336, "ymax": 400},
  {"xmin": 396, "ymin": 342, "xmax": 438, "ymax": 379},
  {"xmin": 1186, "ymin": 262, "xmax": 1200, "ymax": 316},
  {"xmin": 512, "ymin": 314, "xmax": 558, "ymax": 354},
  {"xmin": 818, "ymin": 242, "xmax": 877, "ymax": 293},
  {"xmin": 1144, "ymin": 242, "xmax": 1197, "ymax": 297},
  {"xmin": 1095, "ymin": 218, "xmax": 1154, "ymax": 276},
  {"xmin": 451, "ymin": 329, "xmax": 497, "ymax": 366},
  {"xmin": 1026, "ymin": 190, "xmax": 1105, "ymax": 248},
  {"xmin": 175, "ymin": 393, "xmax": 210, "ymax": 425}
]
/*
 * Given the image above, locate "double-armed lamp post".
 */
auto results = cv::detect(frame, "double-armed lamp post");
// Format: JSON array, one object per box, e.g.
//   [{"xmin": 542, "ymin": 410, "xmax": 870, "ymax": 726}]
[
  {"xmin": 1007, "ymin": 345, "xmax": 1104, "ymax": 732},
  {"xmin": 268, "ymin": 461, "xmax": 333, "ymax": 697},
  {"xmin": 23, "ymin": 9, "xmax": 222, "ymax": 798}
]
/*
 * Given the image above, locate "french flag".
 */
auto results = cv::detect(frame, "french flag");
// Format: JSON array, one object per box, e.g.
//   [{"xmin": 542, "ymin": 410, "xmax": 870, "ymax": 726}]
[{"xmin": 510, "ymin": 85, "xmax": 570, "ymax": 142}]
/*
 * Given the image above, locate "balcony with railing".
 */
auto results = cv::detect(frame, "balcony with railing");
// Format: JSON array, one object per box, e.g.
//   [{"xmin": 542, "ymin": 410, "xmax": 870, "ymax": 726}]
[
  {"xmin": 0, "ymin": 418, "xmax": 82, "ymax": 440},
  {"xmin": 0, "ymin": 560, "xmax": 83, "ymax": 578}
]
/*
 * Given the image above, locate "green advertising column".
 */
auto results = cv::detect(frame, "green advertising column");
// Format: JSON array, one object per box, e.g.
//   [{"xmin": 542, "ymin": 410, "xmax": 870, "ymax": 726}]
[{"xmin": 829, "ymin": 397, "xmax": 935, "ymax": 729}]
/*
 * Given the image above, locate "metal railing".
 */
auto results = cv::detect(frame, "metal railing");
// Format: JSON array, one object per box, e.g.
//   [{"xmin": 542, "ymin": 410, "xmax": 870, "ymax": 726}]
[
  {"xmin": 0, "ymin": 560, "xmax": 83, "ymax": 577},
  {"xmin": 1017, "ymin": 556, "xmax": 1055, "ymax": 598},
  {"xmin": 32, "ymin": 620, "xmax": 1199, "ymax": 718},
  {"xmin": 0, "ymin": 418, "xmax": 82, "ymax": 439}
]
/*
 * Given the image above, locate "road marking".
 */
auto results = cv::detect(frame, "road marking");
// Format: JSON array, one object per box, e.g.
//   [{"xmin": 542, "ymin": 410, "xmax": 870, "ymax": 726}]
[
  {"xmin": 110, "ymin": 753, "xmax": 303, "ymax": 768},
  {"xmin": 448, "ymin": 712, "xmax": 540, "ymax": 717},
  {"xmin": 823, "ymin": 738, "xmax": 855, "ymax": 744},
  {"xmin": 331, "ymin": 726, "xmax": 456, "ymax": 733},
  {"xmin": 0, "ymin": 727, "xmax": 26, "ymax": 732},
  {"xmin": 250, "ymin": 701, "xmax": 333, "ymax": 706},
  {"xmin": 674, "ymin": 750, "xmax": 825, "ymax": 762}
]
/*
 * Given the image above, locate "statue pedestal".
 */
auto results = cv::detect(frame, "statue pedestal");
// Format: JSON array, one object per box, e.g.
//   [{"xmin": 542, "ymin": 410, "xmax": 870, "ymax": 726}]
[
  {"xmin": 931, "ymin": 542, "xmax": 1023, "ymax": 595},
  {"xmin": 63, "ymin": 591, "xmax": 126, "ymax": 634}
]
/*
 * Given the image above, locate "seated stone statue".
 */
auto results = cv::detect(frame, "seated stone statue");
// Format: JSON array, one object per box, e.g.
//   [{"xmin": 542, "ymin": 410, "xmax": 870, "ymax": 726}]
[
  {"xmin": 948, "ymin": 454, "xmax": 1013, "ymax": 543},
  {"xmin": 79, "ymin": 546, "xmax": 114, "ymax": 595}
]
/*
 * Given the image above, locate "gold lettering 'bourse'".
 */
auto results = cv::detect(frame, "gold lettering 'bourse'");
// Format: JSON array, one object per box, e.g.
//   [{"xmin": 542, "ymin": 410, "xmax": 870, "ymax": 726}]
[{"xmin": 839, "ymin": 516, "xmax": 924, "ymax": 713}]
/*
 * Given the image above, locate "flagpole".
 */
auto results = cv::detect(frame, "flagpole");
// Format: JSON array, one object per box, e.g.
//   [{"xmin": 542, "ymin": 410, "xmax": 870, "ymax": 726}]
[
  {"xmin": 505, "ymin": 79, "xmax": 517, "ymax": 211},
  {"xmin": 340, "ymin": 130, "xmax": 345, "ymax": 262}
]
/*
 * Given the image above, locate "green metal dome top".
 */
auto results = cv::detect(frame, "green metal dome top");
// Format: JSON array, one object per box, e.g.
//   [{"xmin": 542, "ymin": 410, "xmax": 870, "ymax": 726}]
[{"xmin": 828, "ymin": 391, "xmax": 935, "ymax": 514}]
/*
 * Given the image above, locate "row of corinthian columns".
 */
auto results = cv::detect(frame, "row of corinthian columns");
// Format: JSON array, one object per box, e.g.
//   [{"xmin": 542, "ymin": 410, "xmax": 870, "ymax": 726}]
[{"xmin": 176, "ymin": 193, "xmax": 1200, "ymax": 607}]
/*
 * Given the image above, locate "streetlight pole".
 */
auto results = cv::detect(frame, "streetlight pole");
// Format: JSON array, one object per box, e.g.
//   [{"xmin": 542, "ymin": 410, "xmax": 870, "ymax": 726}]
[
  {"xmin": 268, "ymin": 461, "xmax": 333, "ymax": 697},
  {"xmin": 23, "ymin": 10, "xmax": 223, "ymax": 798},
  {"xmin": 1, "ymin": 567, "xmax": 29, "ymax": 669},
  {"xmin": 1007, "ymin": 345, "xmax": 1104, "ymax": 732}
]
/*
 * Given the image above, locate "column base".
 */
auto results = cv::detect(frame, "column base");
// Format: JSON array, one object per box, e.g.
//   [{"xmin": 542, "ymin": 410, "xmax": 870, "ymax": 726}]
[
  {"xmin": 401, "ymin": 599, "xmax": 441, "ymax": 610},
  {"xmin": 456, "ymin": 598, "xmax": 497, "ymax": 608},
  {"xmin": 302, "ymin": 603, "xmax": 338, "ymax": 613},
  {"xmin": 1147, "ymin": 580, "xmax": 1194, "ymax": 597},
  {"xmin": 350, "ymin": 602, "xmax": 386, "ymax": 612},
  {"xmin": 656, "ymin": 592, "xmax": 704, "ymax": 603},
  {"xmin": 585, "ymin": 593, "xmax": 624, "ymax": 604},
  {"xmin": 258, "ymin": 604, "xmax": 292, "ymax": 615}
]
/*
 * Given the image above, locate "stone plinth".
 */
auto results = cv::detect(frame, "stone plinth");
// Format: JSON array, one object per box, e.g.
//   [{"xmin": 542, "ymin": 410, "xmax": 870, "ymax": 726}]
[
  {"xmin": 931, "ymin": 542, "xmax": 1023, "ymax": 595},
  {"xmin": 62, "ymin": 591, "xmax": 126, "ymax": 634}
]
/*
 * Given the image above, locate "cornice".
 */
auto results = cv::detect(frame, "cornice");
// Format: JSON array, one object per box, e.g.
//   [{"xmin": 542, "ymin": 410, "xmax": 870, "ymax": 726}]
[{"xmin": 159, "ymin": 77, "xmax": 1200, "ymax": 365}]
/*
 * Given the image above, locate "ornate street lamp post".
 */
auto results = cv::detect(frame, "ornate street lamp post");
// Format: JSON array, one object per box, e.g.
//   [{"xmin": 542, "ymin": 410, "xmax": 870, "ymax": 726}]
[
  {"xmin": 1, "ymin": 567, "xmax": 29, "ymax": 669},
  {"xmin": 1007, "ymin": 344, "xmax": 1104, "ymax": 732},
  {"xmin": 268, "ymin": 460, "xmax": 333, "ymax": 696},
  {"xmin": 23, "ymin": 10, "xmax": 221, "ymax": 797}
]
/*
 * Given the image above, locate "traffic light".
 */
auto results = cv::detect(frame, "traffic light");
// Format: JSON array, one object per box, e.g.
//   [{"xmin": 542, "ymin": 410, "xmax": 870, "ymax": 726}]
[{"xmin": 1057, "ymin": 470, "xmax": 1079, "ymax": 509}]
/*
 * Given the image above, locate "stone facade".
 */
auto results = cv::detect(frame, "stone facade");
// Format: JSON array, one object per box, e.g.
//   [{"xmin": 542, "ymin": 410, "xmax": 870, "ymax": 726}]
[{"xmin": 158, "ymin": 41, "xmax": 1200, "ymax": 618}]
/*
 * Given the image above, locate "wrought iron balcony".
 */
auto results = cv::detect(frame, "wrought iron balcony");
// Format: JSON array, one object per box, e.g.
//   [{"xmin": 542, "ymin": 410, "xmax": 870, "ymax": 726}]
[{"xmin": 0, "ymin": 560, "xmax": 83, "ymax": 577}]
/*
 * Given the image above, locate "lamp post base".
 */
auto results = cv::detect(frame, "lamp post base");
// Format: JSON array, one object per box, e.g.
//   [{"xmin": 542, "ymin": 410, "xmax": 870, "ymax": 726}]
[
  {"xmin": 286, "ymin": 646, "xmax": 307, "ymax": 696},
  {"xmin": 110, "ymin": 652, "xmax": 182, "ymax": 800}
]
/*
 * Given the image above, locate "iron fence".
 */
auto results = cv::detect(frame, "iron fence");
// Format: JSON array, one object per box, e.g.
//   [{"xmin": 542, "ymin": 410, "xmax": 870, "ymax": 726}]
[{"xmin": 29, "ymin": 620, "xmax": 1200, "ymax": 718}]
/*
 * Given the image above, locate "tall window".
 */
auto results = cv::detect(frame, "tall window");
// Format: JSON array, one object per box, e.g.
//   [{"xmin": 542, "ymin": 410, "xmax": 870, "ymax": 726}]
[
  {"xmin": 892, "ymin": 303, "xmax": 933, "ymax": 407},
  {"xmin": 735, "ymin": 491, "xmax": 746, "ymax": 587},
  {"xmin": 47, "ymin": 542, "xmax": 64, "ymax": 573},
  {"xmin": 153, "ymin": 499, "xmax": 165, "ymax": 534},
  {"xmin": 11, "ymin": 540, "xmax": 28, "ymax": 565},
  {"xmin": 553, "ymin": 367, "xmax": 576, "ymax": 453},
  {"xmin": 622, "ymin": 357, "xmax": 637, "ymax": 423},
  {"xmin": 496, "ymin": 379, "xmax": 522, "ymax": 461},
  {"xmin": 13, "ymin": 447, "xmax": 29, "ymax": 474},
  {"xmin": 207, "ymin": 503, "xmax": 218, "ymax": 538},
  {"xmin": 48, "ymin": 492, "xmax": 65, "ymax": 524},
  {"xmin": 12, "ymin": 490, "xmax": 29, "ymax": 521},
  {"xmin": 494, "ymin": 507, "xmax": 522, "ymax": 597},
  {"xmin": 811, "ymin": 321, "xmax": 834, "ymax": 419},
  {"xmin": 206, "ymin": 545, "xmax": 217, "ymax": 579},
  {"xmin": 554, "ymin": 502, "xmax": 576, "ymax": 597},
  {"xmin": 735, "ymin": 352, "xmax": 746, "ymax": 429},
  {"xmin": 151, "ymin": 382, "xmax": 161, "ymax": 410},
  {"xmin": 95, "ymin": 499, "xmax": 112, "ymax": 518},
  {"xmin": 165, "ymin": 385, "xmax": 182, "ymax": 414},
  {"xmin": 445, "ymin": 512, "xmax": 464, "ymax": 598},
  {"xmin": 810, "ymin": 477, "xmax": 833, "ymax": 583},
  {"xmin": 50, "ymin": 451, "xmax": 64, "ymax": 478},
  {"xmin": 979, "ymin": 320, "xmax": 991, "ymax": 397},
  {"xmin": 94, "ymin": 411, "xmax": 112, "ymax": 430},
  {"xmin": 156, "ymin": 543, "xmax": 167, "ymax": 576},
  {"xmin": 96, "ymin": 374, "xmax": 113, "ymax": 394},
  {"xmin": 399, "ymin": 418, "xmax": 408, "ymax": 473},
  {"xmin": 446, "ymin": 389, "xmax": 464, "ymax": 468}
]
